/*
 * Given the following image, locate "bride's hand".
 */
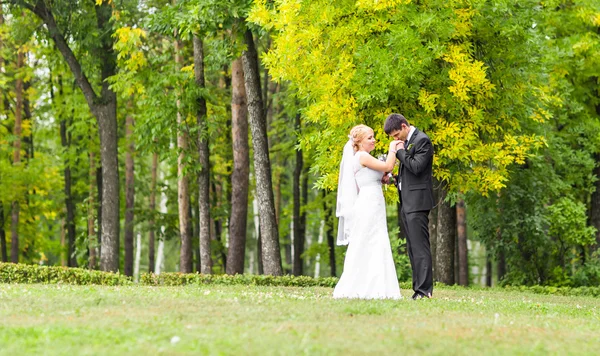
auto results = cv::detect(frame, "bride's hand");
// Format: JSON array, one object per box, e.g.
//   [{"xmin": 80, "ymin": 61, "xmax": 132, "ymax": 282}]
[{"xmin": 389, "ymin": 140, "xmax": 402, "ymax": 153}]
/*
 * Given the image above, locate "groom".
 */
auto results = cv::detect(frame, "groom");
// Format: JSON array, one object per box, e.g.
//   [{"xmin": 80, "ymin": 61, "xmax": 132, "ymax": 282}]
[{"xmin": 384, "ymin": 113, "xmax": 434, "ymax": 300}]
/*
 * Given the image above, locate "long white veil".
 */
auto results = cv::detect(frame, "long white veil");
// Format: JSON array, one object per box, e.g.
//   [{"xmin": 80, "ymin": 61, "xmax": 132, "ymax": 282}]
[{"xmin": 336, "ymin": 138, "xmax": 358, "ymax": 246}]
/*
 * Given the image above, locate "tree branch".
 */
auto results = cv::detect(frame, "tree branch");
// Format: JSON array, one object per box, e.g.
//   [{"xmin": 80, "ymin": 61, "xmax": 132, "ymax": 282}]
[{"xmin": 13, "ymin": 0, "xmax": 99, "ymax": 107}]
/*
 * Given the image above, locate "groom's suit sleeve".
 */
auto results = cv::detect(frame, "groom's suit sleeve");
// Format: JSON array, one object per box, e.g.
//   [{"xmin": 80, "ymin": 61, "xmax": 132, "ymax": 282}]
[{"xmin": 395, "ymin": 137, "xmax": 433, "ymax": 175}]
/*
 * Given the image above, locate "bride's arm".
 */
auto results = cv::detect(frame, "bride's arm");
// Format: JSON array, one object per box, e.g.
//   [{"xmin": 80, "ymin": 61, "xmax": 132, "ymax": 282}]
[{"xmin": 359, "ymin": 141, "xmax": 400, "ymax": 172}]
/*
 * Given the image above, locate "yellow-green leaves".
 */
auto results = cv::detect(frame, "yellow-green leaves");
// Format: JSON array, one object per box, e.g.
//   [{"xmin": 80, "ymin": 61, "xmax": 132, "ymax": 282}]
[
  {"xmin": 252, "ymin": 0, "xmax": 549, "ymax": 195},
  {"xmin": 114, "ymin": 27, "xmax": 147, "ymax": 72},
  {"xmin": 355, "ymin": 0, "xmax": 411, "ymax": 11},
  {"xmin": 444, "ymin": 44, "xmax": 494, "ymax": 103},
  {"xmin": 111, "ymin": 27, "xmax": 148, "ymax": 97}
]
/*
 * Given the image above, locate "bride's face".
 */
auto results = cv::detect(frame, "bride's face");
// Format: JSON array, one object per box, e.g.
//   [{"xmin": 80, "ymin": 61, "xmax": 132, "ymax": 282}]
[{"xmin": 360, "ymin": 130, "xmax": 376, "ymax": 152}]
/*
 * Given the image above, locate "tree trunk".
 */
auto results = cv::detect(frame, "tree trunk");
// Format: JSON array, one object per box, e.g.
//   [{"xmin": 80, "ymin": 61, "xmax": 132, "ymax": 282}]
[
  {"xmin": 242, "ymin": 29, "xmax": 282, "ymax": 276},
  {"xmin": 436, "ymin": 184, "xmax": 456, "ymax": 285},
  {"xmin": 155, "ymin": 169, "xmax": 167, "ymax": 274},
  {"xmin": 95, "ymin": 102, "xmax": 120, "ymax": 272},
  {"xmin": 498, "ymin": 247, "xmax": 506, "ymax": 282},
  {"xmin": 148, "ymin": 152, "xmax": 158, "ymax": 273},
  {"xmin": 300, "ymin": 158, "xmax": 309, "ymax": 271},
  {"xmin": 314, "ymin": 219, "xmax": 325, "ymax": 278},
  {"xmin": 292, "ymin": 115, "xmax": 304, "ymax": 276},
  {"xmin": 252, "ymin": 192, "xmax": 264, "ymax": 274},
  {"xmin": 155, "ymin": 239, "xmax": 165, "ymax": 275},
  {"xmin": 191, "ymin": 195, "xmax": 200, "ymax": 273},
  {"xmin": 124, "ymin": 111, "xmax": 135, "ymax": 276},
  {"xmin": 226, "ymin": 58, "xmax": 250, "ymax": 275},
  {"xmin": 591, "ymin": 153, "xmax": 600, "ymax": 250},
  {"xmin": 23, "ymin": 73, "xmax": 33, "ymax": 161},
  {"xmin": 193, "ymin": 35, "xmax": 212, "ymax": 274},
  {"xmin": 0, "ymin": 9, "xmax": 5, "ymax": 263},
  {"xmin": 60, "ymin": 219, "xmax": 66, "ymax": 266},
  {"xmin": 0, "ymin": 203, "xmax": 6, "ymax": 262},
  {"xmin": 19, "ymin": 1, "xmax": 121, "ymax": 271},
  {"xmin": 88, "ymin": 152, "xmax": 97, "ymax": 269},
  {"xmin": 96, "ymin": 166, "xmax": 102, "ymax": 260},
  {"xmin": 323, "ymin": 191, "xmax": 336, "ymax": 277},
  {"xmin": 428, "ymin": 177, "xmax": 439, "ymax": 280},
  {"xmin": 10, "ymin": 49, "xmax": 24, "ymax": 264},
  {"xmin": 134, "ymin": 232, "xmax": 141, "ymax": 282},
  {"xmin": 55, "ymin": 73, "xmax": 78, "ymax": 267},
  {"xmin": 174, "ymin": 37, "xmax": 192, "ymax": 273},
  {"xmin": 485, "ymin": 253, "xmax": 492, "ymax": 287},
  {"xmin": 456, "ymin": 198, "xmax": 468, "ymax": 286},
  {"xmin": 60, "ymin": 116, "xmax": 77, "ymax": 267}
]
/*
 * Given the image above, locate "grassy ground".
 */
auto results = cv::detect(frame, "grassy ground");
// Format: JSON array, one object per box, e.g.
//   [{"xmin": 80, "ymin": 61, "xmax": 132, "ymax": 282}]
[{"xmin": 1, "ymin": 284, "xmax": 599, "ymax": 355}]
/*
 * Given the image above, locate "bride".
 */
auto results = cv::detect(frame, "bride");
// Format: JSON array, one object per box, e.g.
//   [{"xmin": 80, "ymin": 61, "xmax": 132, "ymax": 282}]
[{"xmin": 333, "ymin": 124, "xmax": 402, "ymax": 299}]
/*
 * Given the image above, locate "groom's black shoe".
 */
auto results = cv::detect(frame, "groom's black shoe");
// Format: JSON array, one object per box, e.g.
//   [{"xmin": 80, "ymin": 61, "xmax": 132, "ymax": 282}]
[
  {"xmin": 411, "ymin": 292, "xmax": 424, "ymax": 300},
  {"xmin": 411, "ymin": 292, "xmax": 430, "ymax": 300}
]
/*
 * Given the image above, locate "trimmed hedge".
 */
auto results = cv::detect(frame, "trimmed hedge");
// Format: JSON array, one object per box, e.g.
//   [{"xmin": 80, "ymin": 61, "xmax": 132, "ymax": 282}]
[
  {"xmin": 502, "ymin": 284, "xmax": 600, "ymax": 298},
  {"xmin": 0, "ymin": 262, "xmax": 132, "ymax": 286},
  {"xmin": 140, "ymin": 272, "xmax": 339, "ymax": 288},
  {"xmin": 2, "ymin": 263, "xmax": 599, "ymax": 297}
]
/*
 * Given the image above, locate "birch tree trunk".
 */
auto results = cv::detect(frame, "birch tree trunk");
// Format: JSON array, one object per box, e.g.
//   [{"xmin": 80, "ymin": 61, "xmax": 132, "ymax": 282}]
[
  {"xmin": 242, "ymin": 29, "xmax": 282, "ymax": 276},
  {"xmin": 124, "ymin": 111, "xmax": 135, "ymax": 276},
  {"xmin": 226, "ymin": 58, "xmax": 250, "ymax": 275},
  {"xmin": 456, "ymin": 197, "xmax": 468, "ymax": 286},
  {"xmin": 148, "ymin": 152, "xmax": 158, "ymax": 273},
  {"xmin": 252, "ymin": 190, "xmax": 264, "ymax": 274},
  {"xmin": 134, "ymin": 232, "xmax": 141, "ymax": 282},
  {"xmin": 193, "ymin": 35, "xmax": 212, "ymax": 274},
  {"xmin": 155, "ymin": 172, "xmax": 168, "ymax": 275},
  {"xmin": 314, "ymin": 219, "xmax": 325, "ymax": 278}
]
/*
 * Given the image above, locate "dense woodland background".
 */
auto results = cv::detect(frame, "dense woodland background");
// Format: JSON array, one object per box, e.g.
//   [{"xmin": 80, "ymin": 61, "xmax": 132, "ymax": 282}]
[{"xmin": 0, "ymin": 0, "xmax": 599, "ymax": 287}]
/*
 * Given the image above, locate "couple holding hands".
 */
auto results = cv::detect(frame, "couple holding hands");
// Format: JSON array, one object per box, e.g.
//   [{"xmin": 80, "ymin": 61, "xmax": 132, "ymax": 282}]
[{"xmin": 334, "ymin": 113, "xmax": 434, "ymax": 300}]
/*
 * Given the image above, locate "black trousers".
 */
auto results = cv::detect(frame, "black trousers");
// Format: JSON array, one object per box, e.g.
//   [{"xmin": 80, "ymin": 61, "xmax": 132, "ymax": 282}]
[{"xmin": 401, "ymin": 209, "xmax": 433, "ymax": 297}]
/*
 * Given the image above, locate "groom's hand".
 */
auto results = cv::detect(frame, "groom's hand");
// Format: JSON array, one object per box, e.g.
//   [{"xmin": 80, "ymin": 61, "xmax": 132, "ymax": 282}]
[{"xmin": 396, "ymin": 141, "xmax": 405, "ymax": 150}]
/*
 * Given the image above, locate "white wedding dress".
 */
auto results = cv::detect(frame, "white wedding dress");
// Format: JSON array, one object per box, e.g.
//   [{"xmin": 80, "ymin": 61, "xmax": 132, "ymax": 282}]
[{"xmin": 333, "ymin": 152, "xmax": 402, "ymax": 299}]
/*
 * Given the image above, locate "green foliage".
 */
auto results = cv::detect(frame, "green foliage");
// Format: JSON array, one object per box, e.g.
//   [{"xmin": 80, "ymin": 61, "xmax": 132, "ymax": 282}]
[
  {"xmin": 467, "ymin": 0, "xmax": 600, "ymax": 288},
  {"xmin": 502, "ymin": 284, "xmax": 600, "ymax": 298},
  {"xmin": 0, "ymin": 262, "xmax": 132, "ymax": 285},
  {"xmin": 250, "ymin": 0, "xmax": 546, "ymax": 196},
  {"xmin": 4, "ymin": 260, "xmax": 600, "ymax": 298},
  {"xmin": 546, "ymin": 197, "xmax": 596, "ymax": 246},
  {"xmin": 140, "ymin": 271, "xmax": 339, "ymax": 288}
]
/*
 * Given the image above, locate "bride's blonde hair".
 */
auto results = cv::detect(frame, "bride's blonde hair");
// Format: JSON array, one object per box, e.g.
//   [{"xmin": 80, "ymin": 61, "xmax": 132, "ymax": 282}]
[{"xmin": 349, "ymin": 124, "xmax": 373, "ymax": 152}]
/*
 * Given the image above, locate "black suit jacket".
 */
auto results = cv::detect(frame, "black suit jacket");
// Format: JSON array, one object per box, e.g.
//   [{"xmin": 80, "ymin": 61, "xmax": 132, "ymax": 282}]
[{"xmin": 396, "ymin": 128, "xmax": 434, "ymax": 213}]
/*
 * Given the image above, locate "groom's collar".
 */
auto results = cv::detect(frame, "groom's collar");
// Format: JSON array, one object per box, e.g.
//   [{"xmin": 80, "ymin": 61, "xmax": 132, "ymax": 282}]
[{"xmin": 406, "ymin": 126, "xmax": 417, "ymax": 144}]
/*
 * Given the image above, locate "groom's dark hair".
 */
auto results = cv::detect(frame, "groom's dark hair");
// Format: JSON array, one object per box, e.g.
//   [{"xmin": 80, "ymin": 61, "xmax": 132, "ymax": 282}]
[{"xmin": 384, "ymin": 113, "xmax": 409, "ymax": 134}]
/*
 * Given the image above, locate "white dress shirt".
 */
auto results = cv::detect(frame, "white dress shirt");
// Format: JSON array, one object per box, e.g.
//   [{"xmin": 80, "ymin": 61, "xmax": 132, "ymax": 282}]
[{"xmin": 399, "ymin": 126, "xmax": 416, "ymax": 191}]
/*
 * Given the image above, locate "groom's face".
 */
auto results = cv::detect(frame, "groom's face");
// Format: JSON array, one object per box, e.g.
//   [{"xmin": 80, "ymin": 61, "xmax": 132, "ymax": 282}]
[{"xmin": 389, "ymin": 124, "xmax": 410, "ymax": 141}]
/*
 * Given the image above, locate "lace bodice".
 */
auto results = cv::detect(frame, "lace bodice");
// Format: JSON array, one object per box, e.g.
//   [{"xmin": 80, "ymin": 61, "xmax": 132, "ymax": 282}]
[{"xmin": 354, "ymin": 152, "xmax": 384, "ymax": 190}]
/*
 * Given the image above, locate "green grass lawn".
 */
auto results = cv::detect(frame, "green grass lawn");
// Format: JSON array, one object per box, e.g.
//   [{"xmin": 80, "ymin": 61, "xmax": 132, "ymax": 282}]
[{"xmin": 1, "ymin": 284, "xmax": 599, "ymax": 355}]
